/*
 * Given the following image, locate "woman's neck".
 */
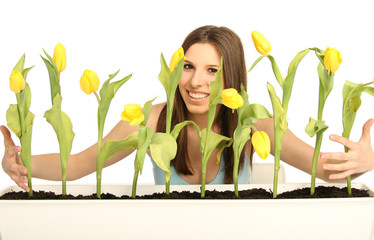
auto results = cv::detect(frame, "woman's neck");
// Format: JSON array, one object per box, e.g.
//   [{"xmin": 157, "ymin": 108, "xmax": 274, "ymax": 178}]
[{"xmin": 187, "ymin": 112, "xmax": 208, "ymax": 130}]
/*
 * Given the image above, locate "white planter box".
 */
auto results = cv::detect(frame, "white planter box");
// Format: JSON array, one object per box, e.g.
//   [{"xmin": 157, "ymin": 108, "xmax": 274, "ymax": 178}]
[{"xmin": 0, "ymin": 183, "xmax": 373, "ymax": 240}]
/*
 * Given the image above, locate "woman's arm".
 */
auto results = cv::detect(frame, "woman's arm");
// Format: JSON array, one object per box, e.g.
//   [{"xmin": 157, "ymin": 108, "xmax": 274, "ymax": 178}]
[
  {"xmin": 1, "ymin": 121, "xmax": 139, "ymax": 191},
  {"xmin": 255, "ymin": 118, "xmax": 374, "ymax": 182},
  {"xmin": 1, "ymin": 102, "xmax": 165, "ymax": 192}
]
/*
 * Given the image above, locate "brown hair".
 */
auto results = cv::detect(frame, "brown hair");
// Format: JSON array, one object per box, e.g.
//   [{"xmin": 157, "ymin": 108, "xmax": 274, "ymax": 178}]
[{"xmin": 156, "ymin": 25, "xmax": 252, "ymax": 183}]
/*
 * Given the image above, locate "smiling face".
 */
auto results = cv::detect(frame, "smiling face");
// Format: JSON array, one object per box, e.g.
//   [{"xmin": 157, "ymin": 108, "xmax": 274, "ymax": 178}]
[{"xmin": 178, "ymin": 42, "xmax": 222, "ymax": 117}]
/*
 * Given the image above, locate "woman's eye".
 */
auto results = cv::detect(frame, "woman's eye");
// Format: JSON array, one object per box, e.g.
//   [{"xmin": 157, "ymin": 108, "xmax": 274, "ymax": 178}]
[
  {"xmin": 208, "ymin": 68, "xmax": 218, "ymax": 73},
  {"xmin": 184, "ymin": 64, "xmax": 193, "ymax": 70}
]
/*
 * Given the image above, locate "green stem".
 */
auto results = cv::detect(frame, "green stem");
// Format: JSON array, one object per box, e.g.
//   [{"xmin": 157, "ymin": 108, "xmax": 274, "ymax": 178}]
[
  {"xmin": 311, "ymin": 132, "xmax": 323, "ymax": 195},
  {"xmin": 273, "ymin": 147, "xmax": 281, "ymax": 199},
  {"xmin": 166, "ymin": 182, "xmax": 170, "ymax": 195},
  {"xmin": 233, "ymin": 152, "xmax": 239, "ymax": 197},
  {"xmin": 347, "ymin": 176, "xmax": 352, "ymax": 195},
  {"xmin": 132, "ymin": 170, "xmax": 139, "ymax": 198},
  {"xmin": 96, "ymin": 167, "xmax": 102, "ymax": 199},
  {"xmin": 93, "ymin": 91, "xmax": 100, "ymax": 105},
  {"xmin": 62, "ymin": 168, "xmax": 67, "ymax": 195},
  {"xmin": 166, "ymin": 101, "xmax": 172, "ymax": 134},
  {"xmin": 344, "ymin": 146, "xmax": 352, "ymax": 195},
  {"xmin": 201, "ymin": 159, "xmax": 208, "ymax": 198},
  {"xmin": 27, "ymin": 173, "xmax": 33, "ymax": 197}
]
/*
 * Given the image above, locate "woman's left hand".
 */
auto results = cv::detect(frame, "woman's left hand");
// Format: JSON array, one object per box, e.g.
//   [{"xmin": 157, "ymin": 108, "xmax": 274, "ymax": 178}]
[{"xmin": 321, "ymin": 118, "xmax": 374, "ymax": 180}]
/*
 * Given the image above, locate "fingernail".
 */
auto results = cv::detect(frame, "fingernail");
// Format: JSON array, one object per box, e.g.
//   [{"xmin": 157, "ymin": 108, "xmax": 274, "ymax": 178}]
[
  {"xmin": 323, "ymin": 164, "xmax": 328, "ymax": 169},
  {"xmin": 329, "ymin": 175, "xmax": 334, "ymax": 180}
]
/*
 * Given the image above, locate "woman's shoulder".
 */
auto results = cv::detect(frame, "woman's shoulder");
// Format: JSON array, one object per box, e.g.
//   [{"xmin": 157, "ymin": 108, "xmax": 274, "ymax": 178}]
[{"xmin": 146, "ymin": 102, "xmax": 166, "ymax": 131}]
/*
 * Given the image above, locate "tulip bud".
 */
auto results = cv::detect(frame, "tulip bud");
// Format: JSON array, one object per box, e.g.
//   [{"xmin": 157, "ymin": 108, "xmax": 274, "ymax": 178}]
[
  {"xmin": 252, "ymin": 31, "xmax": 272, "ymax": 55},
  {"xmin": 9, "ymin": 70, "xmax": 25, "ymax": 93},
  {"xmin": 324, "ymin": 47, "xmax": 342, "ymax": 72},
  {"xmin": 169, "ymin": 47, "xmax": 184, "ymax": 73},
  {"xmin": 121, "ymin": 104, "xmax": 145, "ymax": 126},
  {"xmin": 53, "ymin": 43, "xmax": 67, "ymax": 73},
  {"xmin": 251, "ymin": 131, "xmax": 270, "ymax": 159},
  {"xmin": 80, "ymin": 69, "xmax": 100, "ymax": 95},
  {"xmin": 222, "ymin": 88, "xmax": 244, "ymax": 112}
]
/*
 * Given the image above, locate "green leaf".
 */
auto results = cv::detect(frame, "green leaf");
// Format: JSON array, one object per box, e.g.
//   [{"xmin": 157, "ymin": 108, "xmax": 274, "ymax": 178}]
[
  {"xmin": 13, "ymin": 54, "xmax": 25, "ymax": 72},
  {"xmin": 149, "ymin": 133, "xmax": 177, "ymax": 174},
  {"xmin": 267, "ymin": 55, "xmax": 284, "ymax": 88},
  {"xmin": 18, "ymin": 83, "xmax": 32, "ymax": 119},
  {"xmin": 141, "ymin": 97, "xmax": 157, "ymax": 126},
  {"xmin": 342, "ymin": 80, "xmax": 374, "ymax": 138},
  {"xmin": 170, "ymin": 120, "xmax": 200, "ymax": 140},
  {"xmin": 207, "ymin": 59, "xmax": 223, "ymax": 130},
  {"xmin": 158, "ymin": 53, "xmax": 171, "ymax": 96},
  {"xmin": 97, "ymin": 132, "xmax": 138, "ymax": 170},
  {"xmin": 305, "ymin": 117, "xmax": 328, "ymax": 137},
  {"xmin": 169, "ymin": 57, "xmax": 184, "ymax": 100},
  {"xmin": 247, "ymin": 56, "xmax": 265, "ymax": 73},
  {"xmin": 267, "ymin": 83, "xmax": 287, "ymax": 132},
  {"xmin": 209, "ymin": 59, "xmax": 223, "ymax": 107},
  {"xmin": 233, "ymin": 125, "xmax": 252, "ymax": 163},
  {"xmin": 282, "ymin": 48, "xmax": 310, "ymax": 112},
  {"xmin": 98, "ymin": 71, "xmax": 132, "ymax": 139},
  {"xmin": 43, "ymin": 94, "xmax": 75, "ymax": 170},
  {"xmin": 201, "ymin": 129, "xmax": 232, "ymax": 166},
  {"xmin": 239, "ymin": 104, "xmax": 271, "ymax": 126},
  {"xmin": 22, "ymin": 66, "xmax": 35, "ymax": 81},
  {"xmin": 6, "ymin": 104, "xmax": 21, "ymax": 138},
  {"xmin": 135, "ymin": 126, "xmax": 154, "ymax": 174},
  {"xmin": 41, "ymin": 54, "xmax": 60, "ymax": 101},
  {"xmin": 19, "ymin": 119, "xmax": 34, "ymax": 170}
]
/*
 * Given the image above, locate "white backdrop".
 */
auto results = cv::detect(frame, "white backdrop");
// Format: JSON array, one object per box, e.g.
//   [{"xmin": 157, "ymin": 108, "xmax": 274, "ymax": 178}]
[{"xmin": 1, "ymin": 0, "xmax": 374, "ymax": 191}]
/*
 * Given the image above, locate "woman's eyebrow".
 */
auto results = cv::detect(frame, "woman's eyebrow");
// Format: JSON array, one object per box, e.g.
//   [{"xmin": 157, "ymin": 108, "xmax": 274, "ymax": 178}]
[{"xmin": 208, "ymin": 64, "xmax": 220, "ymax": 68}]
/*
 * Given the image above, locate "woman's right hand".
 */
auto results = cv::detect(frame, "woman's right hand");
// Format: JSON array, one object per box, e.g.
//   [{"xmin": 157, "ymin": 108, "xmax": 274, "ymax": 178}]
[{"xmin": 1, "ymin": 125, "xmax": 29, "ymax": 192}]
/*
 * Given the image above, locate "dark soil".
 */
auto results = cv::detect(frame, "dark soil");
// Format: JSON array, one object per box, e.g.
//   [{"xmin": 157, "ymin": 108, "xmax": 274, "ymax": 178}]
[{"xmin": 0, "ymin": 186, "xmax": 370, "ymax": 200}]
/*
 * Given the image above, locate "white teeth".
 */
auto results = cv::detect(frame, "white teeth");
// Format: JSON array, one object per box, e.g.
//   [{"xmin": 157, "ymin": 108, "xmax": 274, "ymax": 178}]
[{"xmin": 189, "ymin": 92, "xmax": 208, "ymax": 99}]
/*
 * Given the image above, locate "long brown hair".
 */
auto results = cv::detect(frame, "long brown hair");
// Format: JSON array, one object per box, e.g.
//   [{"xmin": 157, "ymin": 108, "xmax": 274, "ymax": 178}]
[{"xmin": 156, "ymin": 25, "xmax": 251, "ymax": 183}]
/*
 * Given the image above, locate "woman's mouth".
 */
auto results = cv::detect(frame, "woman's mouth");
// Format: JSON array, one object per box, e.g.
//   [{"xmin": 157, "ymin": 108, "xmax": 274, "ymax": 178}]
[{"xmin": 187, "ymin": 90, "xmax": 209, "ymax": 102}]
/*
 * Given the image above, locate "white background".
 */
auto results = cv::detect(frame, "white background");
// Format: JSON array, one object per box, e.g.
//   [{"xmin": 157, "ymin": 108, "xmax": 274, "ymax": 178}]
[{"xmin": 0, "ymin": 0, "xmax": 373, "ymax": 191}]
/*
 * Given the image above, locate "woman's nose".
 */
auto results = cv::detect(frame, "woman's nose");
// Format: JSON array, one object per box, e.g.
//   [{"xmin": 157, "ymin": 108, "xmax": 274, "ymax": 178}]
[{"xmin": 190, "ymin": 70, "xmax": 204, "ymax": 88}]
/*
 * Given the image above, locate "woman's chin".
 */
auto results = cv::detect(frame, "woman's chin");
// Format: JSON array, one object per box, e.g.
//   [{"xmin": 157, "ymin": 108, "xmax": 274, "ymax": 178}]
[{"xmin": 185, "ymin": 105, "xmax": 209, "ymax": 116}]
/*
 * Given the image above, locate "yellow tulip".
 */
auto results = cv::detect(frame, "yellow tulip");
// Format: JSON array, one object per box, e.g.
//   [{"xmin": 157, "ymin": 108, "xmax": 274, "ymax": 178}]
[
  {"xmin": 222, "ymin": 88, "xmax": 244, "ymax": 112},
  {"xmin": 80, "ymin": 69, "xmax": 100, "ymax": 95},
  {"xmin": 251, "ymin": 131, "xmax": 270, "ymax": 159},
  {"xmin": 169, "ymin": 47, "xmax": 184, "ymax": 73},
  {"xmin": 9, "ymin": 70, "xmax": 25, "ymax": 93},
  {"xmin": 121, "ymin": 104, "xmax": 145, "ymax": 126},
  {"xmin": 324, "ymin": 47, "xmax": 342, "ymax": 72},
  {"xmin": 53, "ymin": 43, "xmax": 66, "ymax": 73},
  {"xmin": 252, "ymin": 31, "xmax": 272, "ymax": 55}
]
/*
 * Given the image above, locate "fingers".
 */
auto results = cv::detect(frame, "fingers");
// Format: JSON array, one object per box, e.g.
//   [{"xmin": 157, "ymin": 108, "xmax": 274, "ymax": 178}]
[
  {"xmin": 360, "ymin": 118, "xmax": 374, "ymax": 142},
  {"xmin": 8, "ymin": 163, "xmax": 29, "ymax": 192},
  {"xmin": 327, "ymin": 169, "xmax": 355, "ymax": 180},
  {"xmin": 0, "ymin": 125, "xmax": 16, "ymax": 147},
  {"xmin": 329, "ymin": 134, "xmax": 357, "ymax": 150},
  {"xmin": 5, "ymin": 145, "xmax": 21, "ymax": 159},
  {"xmin": 321, "ymin": 152, "xmax": 348, "ymax": 162}
]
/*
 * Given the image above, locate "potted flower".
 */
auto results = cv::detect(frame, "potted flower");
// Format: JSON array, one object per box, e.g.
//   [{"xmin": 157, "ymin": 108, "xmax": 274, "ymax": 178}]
[{"xmin": 1, "ymin": 36, "xmax": 374, "ymax": 240}]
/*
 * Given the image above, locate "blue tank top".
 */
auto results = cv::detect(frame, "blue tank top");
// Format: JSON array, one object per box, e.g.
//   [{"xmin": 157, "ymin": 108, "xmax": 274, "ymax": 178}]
[{"xmin": 151, "ymin": 154, "xmax": 251, "ymax": 185}]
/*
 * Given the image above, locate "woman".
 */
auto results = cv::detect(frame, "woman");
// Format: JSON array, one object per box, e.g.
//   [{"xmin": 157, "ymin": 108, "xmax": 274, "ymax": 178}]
[{"xmin": 2, "ymin": 25, "xmax": 374, "ymax": 192}]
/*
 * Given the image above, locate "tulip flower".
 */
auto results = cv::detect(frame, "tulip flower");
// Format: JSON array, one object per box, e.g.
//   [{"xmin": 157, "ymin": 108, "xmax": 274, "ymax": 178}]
[
  {"xmin": 252, "ymin": 31, "xmax": 272, "ymax": 55},
  {"xmin": 324, "ymin": 47, "xmax": 342, "ymax": 72},
  {"xmin": 169, "ymin": 47, "xmax": 184, "ymax": 73},
  {"xmin": 53, "ymin": 43, "xmax": 66, "ymax": 73},
  {"xmin": 80, "ymin": 69, "xmax": 100, "ymax": 95},
  {"xmin": 121, "ymin": 104, "xmax": 145, "ymax": 126},
  {"xmin": 9, "ymin": 70, "xmax": 25, "ymax": 93},
  {"xmin": 222, "ymin": 88, "xmax": 244, "ymax": 112},
  {"xmin": 251, "ymin": 131, "xmax": 270, "ymax": 159}
]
